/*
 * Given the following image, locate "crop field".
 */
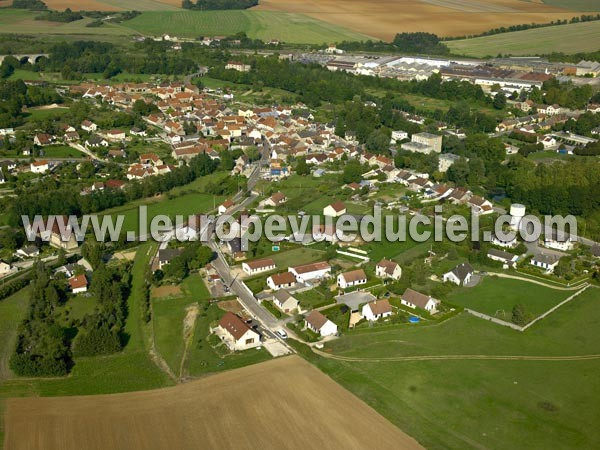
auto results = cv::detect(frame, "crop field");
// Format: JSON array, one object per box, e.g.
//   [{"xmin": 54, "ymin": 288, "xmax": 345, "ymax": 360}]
[
  {"xmin": 124, "ymin": 10, "xmax": 374, "ymax": 43},
  {"xmin": 303, "ymin": 287, "xmax": 600, "ymax": 450},
  {"xmin": 446, "ymin": 276, "xmax": 572, "ymax": 318},
  {"xmin": 0, "ymin": 288, "xmax": 30, "ymax": 382},
  {"xmin": 42, "ymin": 0, "xmax": 180, "ymax": 10},
  {"xmin": 448, "ymin": 20, "xmax": 600, "ymax": 56},
  {"xmin": 0, "ymin": 9, "xmax": 135, "ymax": 36},
  {"xmin": 256, "ymin": 0, "xmax": 585, "ymax": 40},
  {"xmin": 3, "ymin": 356, "xmax": 424, "ymax": 450},
  {"xmin": 534, "ymin": 0, "xmax": 600, "ymax": 11}
]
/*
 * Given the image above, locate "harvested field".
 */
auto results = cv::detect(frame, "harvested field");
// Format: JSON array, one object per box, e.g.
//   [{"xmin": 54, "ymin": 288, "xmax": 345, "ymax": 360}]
[
  {"xmin": 43, "ymin": 0, "xmax": 121, "ymax": 10},
  {"xmin": 151, "ymin": 285, "xmax": 182, "ymax": 299},
  {"xmin": 3, "ymin": 356, "xmax": 424, "ymax": 450},
  {"xmin": 256, "ymin": 0, "xmax": 586, "ymax": 40}
]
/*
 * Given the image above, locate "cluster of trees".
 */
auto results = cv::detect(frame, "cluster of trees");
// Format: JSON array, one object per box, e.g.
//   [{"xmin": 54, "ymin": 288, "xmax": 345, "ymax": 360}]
[
  {"xmin": 37, "ymin": 41, "xmax": 198, "ymax": 79},
  {"xmin": 447, "ymin": 14, "xmax": 600, "ymax": 41},
  {"xmin": 12, "ymin": 0, "xmax": 47, "ymax": 10},
  {"xmin": 0, "ymin": 79, "xmax": 62, "ymax": 128},
  {"xmin": 10, "ymin": 263, "xmax": 70, "ymax": 376},
  {"xmin": 503, "ymin": 158, "xmax": 600, "ymax": 216},
  {"xmin": 392, "ymin": 33, "xmax": 449, "ymax": 55},
  {"xmin": 73, "ymin": 263, "xmax": 130, "ymax": 357},
  {"xmin": 527, "ymin": 81, "xmax": 593, "ymax": 110},
  {"xmin": 9, "ymin": 153, "xmax": 219, "ymax": 226},
  {"xmin": 35, "ymin": 8, "xmax": 83, "ymax": 23},
  {"xmin": 156, "ymin": 243, "xmax": 213, "ymax": 282},
  {"xmin": 182, "ymin": 0, "xmax": 258, "ymax": 10},
  {"xmin": 444, "ymin": 134, "xmax": 505, "ymax": 188}
]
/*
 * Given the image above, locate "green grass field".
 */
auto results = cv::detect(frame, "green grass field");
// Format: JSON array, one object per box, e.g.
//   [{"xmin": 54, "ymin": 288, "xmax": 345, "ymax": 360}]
[
  {"xmin": 0, "ymin": 288, "xmax": 30, "ymax": 381},
  {"xmin": 447, "ymin": 276, "xmax": 572, "ymax": 318},
  {"xmin": 103, "ymin": 191, "xmax": 223, "ymax": 234},
  {"xmin": 448, "ymin": 20, "xmax": 600, "ymax": 56},
  {"xmin": 300, "ymin": 287, "xmax": 600, "ymax": 450},
  {"xmin": 0, "ymin": 9, "xmax": 136, "ymax": 37},
  {"xmin": 40, "ymin": 145, "xmax": 83, "ymax": 158},
  {"xmin": 152, "ymin": 273, "xmax": 211, "ymax": 375},
  {"xmin": 535, "ymin": 0, "xmax": 600, "ymax": 11},
  {"xmin": 124, "ymin": 10, "xmax": 373, "ymax": 44}
]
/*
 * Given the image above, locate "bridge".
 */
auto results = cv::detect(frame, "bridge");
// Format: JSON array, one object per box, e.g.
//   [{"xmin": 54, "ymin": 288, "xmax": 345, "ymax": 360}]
[{"xmin": 0, "ymin": 54, "xmax": 49, "ymax": 65}]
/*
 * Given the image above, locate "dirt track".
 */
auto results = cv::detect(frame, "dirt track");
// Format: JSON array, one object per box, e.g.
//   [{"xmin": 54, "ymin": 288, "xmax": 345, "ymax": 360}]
[
  {"xmin": 4, "ymin": 356, "xmax": 424, "ymax": 450},
  {"xmin": 256, "ymin": 0, "xmax": 583, "ymax": 39}
]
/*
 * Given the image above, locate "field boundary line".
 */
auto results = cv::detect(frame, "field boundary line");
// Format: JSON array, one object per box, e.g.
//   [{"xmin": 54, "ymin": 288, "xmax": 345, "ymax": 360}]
[{"xmin": 487, "ymin": 272, "xmax": 586, "ymax": 290}]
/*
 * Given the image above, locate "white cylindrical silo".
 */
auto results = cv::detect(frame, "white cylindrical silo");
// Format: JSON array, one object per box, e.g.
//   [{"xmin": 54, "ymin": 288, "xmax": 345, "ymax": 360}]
[{"xmin": 510, "ymin": 204, "xmax": 526, "ymax": 230}]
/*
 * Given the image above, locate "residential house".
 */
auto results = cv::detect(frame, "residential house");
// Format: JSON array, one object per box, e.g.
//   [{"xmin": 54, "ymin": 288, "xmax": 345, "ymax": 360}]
[
  {"xmin": 272, "ymin": 290, "xmax": 299, "ymax": 313},
  {"xmin": 15, "ymin": 245, "xmax": 40, "ymax": 259},
  {"xmin": 157, "ymin": 248, "xmax": 183, "ymax": 269},
  {"xmin": 34, "ymin": 133, "xmax": 53, "ymax": 146},
  {"xmin": 267, "ymin": 272, "xmax": 296, "ymax": 290},
  {"xmin": 375, "ymin": 259, "xmax": 402, "ymax": 280},
  {"xmin": 543, "ymin": 232, "xmax": 575, "ymax": 252},
  {"xmin": 0, "ymin": 261, "xmax": 16, "ymax": 277},
  {"xmin": 242, "ymin": 258, "xmax": 276, "ymax": 275},
  {"xmin": 362, "ymin": 299, "xmax": 392, "ymax": 321},
  {"xmin": 442, "ymin": 262, "xmax": 474, "ymax": 286},
  {"xmin": 531, "ymin": 254, "xmax": 560, "ymax": 272},
  {"xmin": 30, "ymin": 160, "xmax": 49, "ymax": 174},
  {"xmin": 468, "ymin": 196, "xmax": 494, "ymax": 216},
  {"xmin": 69, "ymin": 274, "xmax": 88, "ymax": 294},
  {"xmin": 264, "ymin": 192, "xmax": 287, "ymax": 207},
  {"xmin": 218, "ymin": 199, "xmax": 234, "ymax": 215},
  {"xmin": 305, "ymin": 310, "xmax": 338, "ymax": 337},
  {"xmin": 85, "ymin": 135, "xmax": 109, "ymax": 148},
  {"xmin": 487, "ymin": 248, "xmax": 518, "ymax": 268},
  {"xmin": 337, "ymin": 269, "xmax": 367, "ymax": 289},
  {"xmin": 225, "ymin": 61, "xmax": 251, "ymax": 72},
  {"xmin": 401, "ymin": 288, "xmax": 440, "ymax": 313},
  {"xmin": 289, "ymin": 261, "xmax": 331, "ymax": 283},
  {"xmin": 323, "ymin": 201, "xmax": 346, "ymax": 217},
  {"xmin": 217, "ymin": 312, "xmax": 261, "ymax": 351},
  {"xmin": 81, "ymin": 120, "xmax": 97, "ymax": 132}
]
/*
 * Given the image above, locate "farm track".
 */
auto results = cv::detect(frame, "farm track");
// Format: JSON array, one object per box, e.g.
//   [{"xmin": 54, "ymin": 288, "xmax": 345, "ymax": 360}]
[{"xmin": 313, "ymin": 349, "xmax": 600, "ymax": 362}]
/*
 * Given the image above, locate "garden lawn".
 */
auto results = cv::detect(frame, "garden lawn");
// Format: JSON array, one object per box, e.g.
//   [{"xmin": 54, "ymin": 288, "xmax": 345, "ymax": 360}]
[{"xmin": 446, "ymin": 276, "xmax": 571, "ymax": 318}]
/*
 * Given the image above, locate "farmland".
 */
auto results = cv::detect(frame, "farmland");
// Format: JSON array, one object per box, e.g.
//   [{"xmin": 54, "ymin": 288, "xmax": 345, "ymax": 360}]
[
  {"xmin": 3, "ymin": 356, "xmax": 424, "ymax": 450},
  {"xmin": 256, "ymin": 0, "xmax": 584, "ymax": 40},
  {"xmin": 300, "ymin": 287, "xmax": 600, "ymax": 450},
  {"xmin": 448, "ymin": 20, "xmax": 600, "ymax": 56},
  {"xmin": 124, "ymin": 10, "xmax": 374, "ymax": 43}
]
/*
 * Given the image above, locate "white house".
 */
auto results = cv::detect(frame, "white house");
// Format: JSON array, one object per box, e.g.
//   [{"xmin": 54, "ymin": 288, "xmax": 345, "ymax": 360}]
[
  {"xmin": 69, "ymin": 274, "xmax": 88, "ymax": 294},
  {"xmin": 337, "ymin": 269, "xmax": 367, "ymax": 289},
  {"xmin": 391, "ymin": 130, "xmax": 408, "ymax": 143},
  {"xmin": 225, "ymin": 61, "xmax": 251, "ymax": 72},
  {"xmin": 0, "ymin": 261, "xmax": 16, "ymax": 277},
  {"xmin": 242, "ymin": 258, "xmax": 276, "ymax": 275},
  {"xmin": 375, "ymin": 259, "xmax": 402, "ymax": 280},
  {"xmin": 289, "ymin": 261, "xmax": 331, "ymax": 283},
  {"xmin": 401, "ymin": 288, "xmax": 440, "ymax": 314},
  {"xmin": 218, "ymin": 199, "xmax": 234, "ymax": 215},
  {"xmin": 267, "ymin": 272, "xmax": 296, "ymax": 290},
  {"xmin": 15, "ymin": 245, "xmax": 40, "ymax": 259},
  {"xmin": 361, "ymin": 299, "xmax": 392, "ymax": 321},
  {"xmin": 531, "ymin": 254, "xmax": 560, "ymax": 273},
  {"xmin": 272, "ymin": 290, "xmax": 299, "ymax": 313},
  {"xmin": 487, "ymin": 248, "xmax": 518, "ymax": 268},
  {"xmin": 81, "ymin": 120, "xmax": 97, "ymax": 132},
  {"xmin": 305, "ymin": 310, "xmax": 338, "ymax": 337},
  {"xmin": 323, "ymin": 201, "xmax": 346, "ymax": 217},
  {"xmin": 442, "ymin": 262, "xmax": 474, "ymax": 286},
  {"xmin": 543, "ymin": 233, "xmax": 575, "ymax": 252},
  {"xmin": 217, "ymin": 312, "xmax": 261, "ymax": 351},
  {"xmin": 30, "ymin": 161, "xmax": 49, "ymax": 174},
  {"xmin": 539, "ymin": 135, "xmax": 557, "ymax": 149}
]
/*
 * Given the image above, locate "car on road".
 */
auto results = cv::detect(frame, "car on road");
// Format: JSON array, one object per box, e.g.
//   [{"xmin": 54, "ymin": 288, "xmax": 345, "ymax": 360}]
[{"xmin": 276, "ymin": 329, "xmax": 288, "ymax": 339}]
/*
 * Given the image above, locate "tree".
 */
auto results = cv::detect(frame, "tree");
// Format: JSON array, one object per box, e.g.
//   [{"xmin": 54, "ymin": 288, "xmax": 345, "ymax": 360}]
[
  {"xmin": 493, "ymin": 93, "xmax": 507, "ymax": 110},
  {"xmin": 511, "ymin": 304, "xmax": 528, "ymax": 326},
  {"xmin": 342, "ymin": 160, "xmax": 364, "ymax": 184},
  {"xmin": 295, "ymin": 157, "xmax": 310, "ymax": 176},
  {"xmin": 366, "ymin": 129, "xmax": 391, "ymax": 154}
]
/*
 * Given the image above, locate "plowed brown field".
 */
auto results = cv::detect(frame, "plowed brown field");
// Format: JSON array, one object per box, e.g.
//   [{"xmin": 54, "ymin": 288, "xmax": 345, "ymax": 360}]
[
  {"xmin": 3, "ymin": 356, "xmax": 424, "ymax": 450},
  {"xmin": 255, "ymin": 0, "xmax": 582, "ymax": 39}
]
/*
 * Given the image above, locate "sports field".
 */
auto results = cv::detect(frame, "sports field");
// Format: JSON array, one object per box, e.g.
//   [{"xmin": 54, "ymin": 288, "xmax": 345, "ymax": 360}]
[
  {"xmin": 306, "ymin": 287, "xmax": 600, "ymax": 450},
  {"xmin": 3, "ymin": 356, "xmax": 424, "ymax": 450},
  {"xmin": 256, "ymin": 0, "xmax": 584, "ymax": 40},
  {"xmin": 448, "ymin": 20, "xmax": 600, "ymax": 56}
]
